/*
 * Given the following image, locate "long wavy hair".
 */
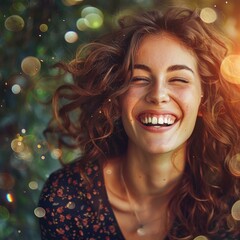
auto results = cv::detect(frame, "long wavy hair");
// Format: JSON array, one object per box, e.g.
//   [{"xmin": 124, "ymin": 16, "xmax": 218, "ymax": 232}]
[{"xmin": 47, "ymin": 7, "xmax": 240, "ymax": 239}]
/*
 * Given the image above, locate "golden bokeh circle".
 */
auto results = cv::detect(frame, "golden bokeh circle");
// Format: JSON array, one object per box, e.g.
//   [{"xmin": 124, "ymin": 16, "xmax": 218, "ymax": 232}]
[
  {"xmin": 200, "ymin": 8, "xmax": 217, "ymax": 24},
  {"xmin": 220, "ymin": 55, "xmax": 240, "ymax": 84},
  {"xmin": 231, "ymin": 200, "xmax": 240, "ymax": 221},
  {"xmin": 21, "ymin": 56, "xmax": 41, "ymax": 76},
  {"xmin": 5, "ymin": 15, "xmax": 25, "ymax": 32}
]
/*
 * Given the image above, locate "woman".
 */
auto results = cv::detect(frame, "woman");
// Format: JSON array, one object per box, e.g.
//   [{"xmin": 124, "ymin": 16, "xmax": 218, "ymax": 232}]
[{"xmin": 38, "ymin": 7, "xmax": 240, "ymax": 240}]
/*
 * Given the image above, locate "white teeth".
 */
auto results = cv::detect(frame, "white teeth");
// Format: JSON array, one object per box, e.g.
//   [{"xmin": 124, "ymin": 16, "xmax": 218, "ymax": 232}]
[
  {"xmin": 145, "ymin": 116, "xmax": 148, "ymax": 124},
  {"xmin": 152, "ymin": 117, "xmax": 158, "ymax": 124},
  {"xmin": 140, "ymin": 114, "xmax": 176, "ymax": 126},
  {"xmin": 164, "ymin": 116, "xmax": 168, "ymax": 124},
  {"xmin": 148, "ymin": 116, "xmax": 151, "ymax": 123},
  {"xmin": 158, "ymin": 116, "xmax": 164, "ymax": 124}
]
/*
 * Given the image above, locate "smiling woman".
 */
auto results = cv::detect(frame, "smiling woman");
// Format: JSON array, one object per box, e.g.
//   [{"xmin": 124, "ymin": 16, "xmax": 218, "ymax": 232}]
[
  {"xmin": 121, "ymin": 33, "xmax": 202, "ymax": 156},
  {"xmin": 38, "ymin": 6, "xmax": 240, "ymax": 240}
]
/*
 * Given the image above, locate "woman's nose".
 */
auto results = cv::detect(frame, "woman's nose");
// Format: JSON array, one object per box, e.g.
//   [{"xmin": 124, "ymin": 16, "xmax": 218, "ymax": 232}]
[{"xmin": 145, "ymin": 85, "xmax": 170, "ymax": 104}]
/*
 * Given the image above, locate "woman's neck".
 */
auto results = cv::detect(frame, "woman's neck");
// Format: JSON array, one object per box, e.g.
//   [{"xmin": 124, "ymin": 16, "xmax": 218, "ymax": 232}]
[
  {"xmin": 103, "ymin": 145, "xmax": 186, "ymax": 239},
  {"xmin": 122, "ymin": 142, "xmax": 187, "ymax": 204}
]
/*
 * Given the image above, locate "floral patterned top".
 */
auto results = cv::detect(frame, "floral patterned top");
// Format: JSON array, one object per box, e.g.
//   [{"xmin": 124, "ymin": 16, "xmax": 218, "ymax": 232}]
[
  {"xmin": 38, "ymin": 160, "xmax": 239, "ymax": 240},
  {"xmin": 38, "ymin": 160, "xmax": 125, "ymax": 240}
]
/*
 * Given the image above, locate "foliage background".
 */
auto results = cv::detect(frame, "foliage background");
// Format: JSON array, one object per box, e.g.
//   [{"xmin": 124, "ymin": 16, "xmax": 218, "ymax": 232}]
[{"xmin": 0, "ymin": 0, "xmax": 240, "ymax": 239}]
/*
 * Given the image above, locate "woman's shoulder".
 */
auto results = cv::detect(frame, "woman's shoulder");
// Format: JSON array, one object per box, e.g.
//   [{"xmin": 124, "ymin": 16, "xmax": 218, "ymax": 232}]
[{"xmin": 39, "ymin": 159, "xmax": 101, "ymax": 199}]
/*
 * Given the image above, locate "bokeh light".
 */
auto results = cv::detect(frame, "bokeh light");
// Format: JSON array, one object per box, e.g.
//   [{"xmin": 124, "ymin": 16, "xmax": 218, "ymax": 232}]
[
  {"xmin": 29, "ymin": 181, "xmax": 39, "ymax": 190},
  {"xmin": 6, "ymin": 193, "xmax": 14, "ymax": 203},
  {"xmin": 11, "ymin": 84, "xmax": 21, "ymax": 94},
  {"xmin": 220, "ymin": 55, "xmax": 240, "ymax": 84},
  {"xmin": 64, "ymin": 31, "xmax": 78, "ymax": 43},
  {"xmin": 10, "ymin": 135, "xmax": 35, "ymax": 161},
  {"xmin": 229, "ymin": 153, "xmax": 240, "ymax": 176},
  {"xmin": 231, "ymin": 200, "xmax": 240, "ymax": 221},
  {"xmin": 85, "ymin": 13, "xmax": 103, "ymax": 29},
  {"xmin": 34, "ymin": 141, "xmax": 49, "ymax": 154},
  {"xmin": 21, "ymin": 56, "xmax": 41, "ymax": 76},
  {"xmin": 34, "ymin": 207, "xmax": 46, "ymax": 218},
  {"xmin": 51, "ymin": 148, "xmax": 62, "ymax": 159},
  {"xmin": 76, "ymin": 18, "xmax": 88, "ymax": 31},
  {"xmin": 21, "ymin": 129, "xmax": 26, "ymax": 134},
  {"xmin": 193, "ymin": 236, "xmax": 208, "ymax": 240},
  {"xmin": 200, "ymin": 8, "xmax": 217, "ymax": 24},
  {"xmin": 39, "ymin": 24, "xmax": 48, "ymax": 32},
  {"xmin": 4, "ymin": 15, "xmax": 25, "ymax": 32},
  {"xmin": 81, "ymin": 6, "xmax": 103, "ymax": 29},
  {"xmin": 11, "ymin": 138, "xmax": 25, "ymax": 153}
]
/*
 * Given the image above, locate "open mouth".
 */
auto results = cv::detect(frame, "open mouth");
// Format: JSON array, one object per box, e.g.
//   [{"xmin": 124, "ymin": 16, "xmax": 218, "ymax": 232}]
[{"xmin": 138, "ymin": 114, "xmax": 177, "ymax": 127}]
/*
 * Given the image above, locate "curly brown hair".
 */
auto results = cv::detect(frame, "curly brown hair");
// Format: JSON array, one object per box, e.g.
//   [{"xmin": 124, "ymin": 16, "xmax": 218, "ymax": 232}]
[{"xmin": 48, "ymin": 7, "xmax": 240, "ymax": 239}]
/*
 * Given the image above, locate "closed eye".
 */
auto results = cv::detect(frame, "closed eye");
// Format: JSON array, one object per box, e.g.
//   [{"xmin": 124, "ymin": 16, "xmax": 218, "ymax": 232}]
[
  {"xmin": 131, "ymin": 77, "xmax": 150, "ymax": 84},
  {"xmin": 169, "ymin": 78, "xmax": 189, "ymax": 83}
]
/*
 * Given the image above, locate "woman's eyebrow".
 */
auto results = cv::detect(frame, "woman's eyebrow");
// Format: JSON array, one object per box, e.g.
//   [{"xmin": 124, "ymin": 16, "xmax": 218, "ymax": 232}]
[
  {"xmin": 133, "ymin": 64, "xmax": 151, "ymax": 72},
  {"xmin": 167, "ymin": 64, "xmax": 194, "ymax": 74},
  {"xmin": 133, "ymin": 64, "xmax": 194, "ymax": 74}
]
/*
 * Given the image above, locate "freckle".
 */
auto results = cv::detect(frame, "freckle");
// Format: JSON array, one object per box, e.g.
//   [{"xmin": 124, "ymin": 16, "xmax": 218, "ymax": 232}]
[{"xmin": 162, "ymin": 178, "xmax": 166, "ymax": 181}]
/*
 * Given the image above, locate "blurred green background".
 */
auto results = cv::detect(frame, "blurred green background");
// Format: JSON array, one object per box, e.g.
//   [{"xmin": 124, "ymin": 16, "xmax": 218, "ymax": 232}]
[{"xmin": 1, "ymin": 0, "xmax": 240, "ymax": 239}]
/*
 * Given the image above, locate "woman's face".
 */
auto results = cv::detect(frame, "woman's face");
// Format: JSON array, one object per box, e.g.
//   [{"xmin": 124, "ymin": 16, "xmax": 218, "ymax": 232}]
[{"xmin": 120, "ymin": 33, "xmax": 202, "ymax": 155}]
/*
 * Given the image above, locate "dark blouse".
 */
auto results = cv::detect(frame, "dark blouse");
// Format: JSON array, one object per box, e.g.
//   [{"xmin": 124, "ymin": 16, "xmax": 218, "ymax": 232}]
[
  {"xmin": 38, "ymin": 160, "xmax": 125, "ymax": 240},
  {"xmin": 38, "ymin": 160, "xmax": 239, "ymax": 240}
]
